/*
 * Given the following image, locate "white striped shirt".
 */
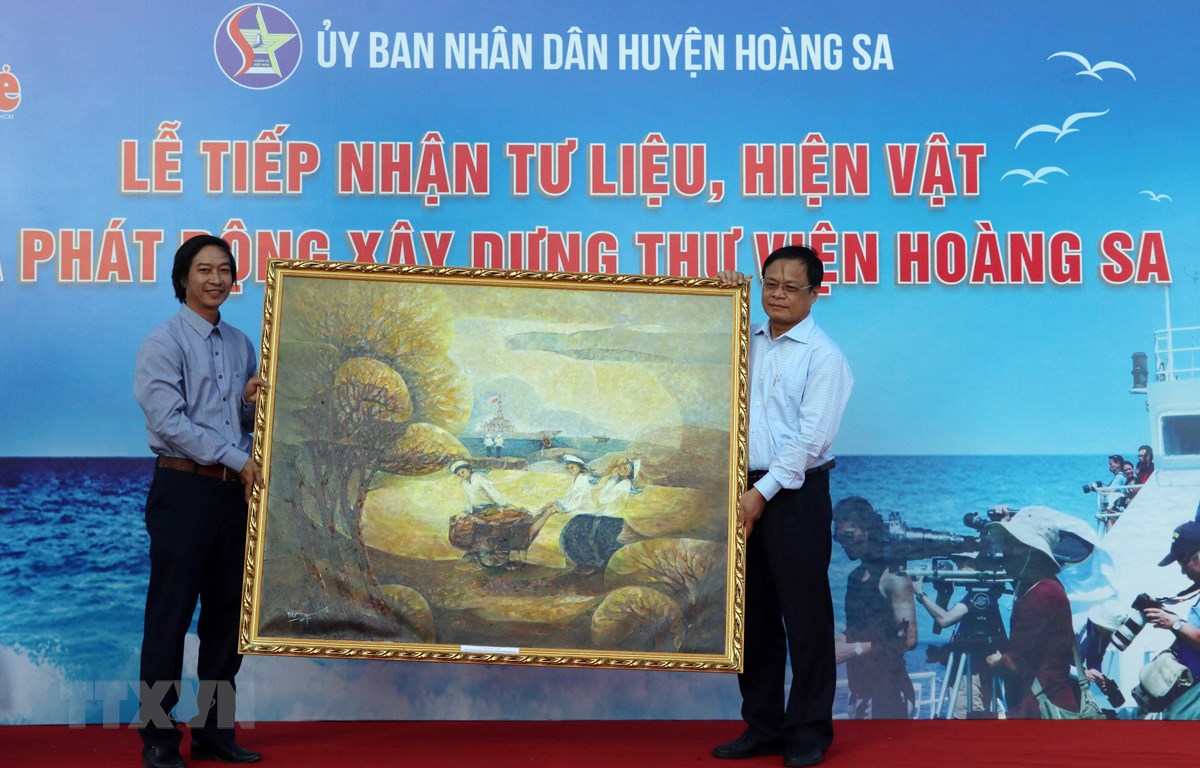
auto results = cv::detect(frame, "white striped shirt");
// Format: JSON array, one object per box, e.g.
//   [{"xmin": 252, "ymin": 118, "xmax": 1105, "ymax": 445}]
[{"xmin": 747, "ymin": 315, "xmax": 853, "ymax": 500}]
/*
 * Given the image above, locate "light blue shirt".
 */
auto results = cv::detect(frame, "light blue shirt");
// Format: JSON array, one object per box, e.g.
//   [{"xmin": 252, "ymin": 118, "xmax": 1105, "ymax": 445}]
[
  {"xmin": 134, "ymin": 305, "xmax": 257, "ymax": 472},
  {"xmin": 1102, "ymin": 471, "xmax": 1127, "ymax": 508},
  {"xmin": 748, "ymin": 315, "xmax": 853, "ymax": 501},
  {"xmin": 1180, "ymin": 600, "xmax": 1200, "ymax": 676}
]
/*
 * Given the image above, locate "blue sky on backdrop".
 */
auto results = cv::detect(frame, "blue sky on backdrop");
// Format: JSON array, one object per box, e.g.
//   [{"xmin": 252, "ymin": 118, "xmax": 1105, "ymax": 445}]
[{"xmin": 1, "ymin": 1, "xmax": 1197, "ymax": 456}]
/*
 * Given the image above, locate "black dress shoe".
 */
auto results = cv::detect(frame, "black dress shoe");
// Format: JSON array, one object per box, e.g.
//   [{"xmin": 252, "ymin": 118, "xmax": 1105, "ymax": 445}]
[
  {"xmin": 711, "ymin": 730, "xmax": 785, "ymax": 760},
  {"xmin": 142, "ymin": 745, "xmax": 186, "ymax": 768},
  {"xmin": 784, "ymin": 744, "xmax": 825, "ymax": 767},
  {"xmin": 190, "ymin": 740, "xmax": 262, "ymax": 763}
]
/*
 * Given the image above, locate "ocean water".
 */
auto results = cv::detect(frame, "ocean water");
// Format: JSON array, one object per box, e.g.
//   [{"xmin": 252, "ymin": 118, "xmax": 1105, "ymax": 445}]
[
  {"xmin": 0, "ymin": 458, "xmax": 154, "ymax": 678},
  {"xmin": 0, "ymin": 455, "xmax": 1109, "ymax": 724}
]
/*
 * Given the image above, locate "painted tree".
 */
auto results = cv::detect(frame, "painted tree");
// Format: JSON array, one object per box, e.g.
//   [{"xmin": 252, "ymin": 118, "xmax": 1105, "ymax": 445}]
[
  {"xmin": 270, "ymin": 277, "xmax": 471, "ymax": 610},
  {"xmin": 590, "ymin": 586, "xmax": 684, "ymax": 652},
  {"xmin": 604, "ymin": 538, "xmax": 726, "ymax": 651}
]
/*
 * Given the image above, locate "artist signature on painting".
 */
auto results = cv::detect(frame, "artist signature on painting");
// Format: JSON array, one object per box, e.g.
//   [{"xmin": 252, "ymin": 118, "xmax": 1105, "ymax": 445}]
[{"xmin": 286, "ymin": 607, "xmax": 329, "ymax": 625}]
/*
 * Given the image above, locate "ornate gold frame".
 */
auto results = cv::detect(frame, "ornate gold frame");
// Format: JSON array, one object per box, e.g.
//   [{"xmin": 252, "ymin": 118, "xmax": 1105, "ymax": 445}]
[{"xmin": 241, "ymin": 260, "xmax": 749, "ymax": 671}]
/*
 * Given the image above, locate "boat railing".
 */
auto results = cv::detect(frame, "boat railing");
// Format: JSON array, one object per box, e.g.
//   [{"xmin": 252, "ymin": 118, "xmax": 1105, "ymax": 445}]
[
  {"xmin": 1154, "ymin": 325, "xmax": 1200, "ymax": 380},
  {"xmin": 1092, "ymin": 482, "xmax": 1143, "ymax": 536}
]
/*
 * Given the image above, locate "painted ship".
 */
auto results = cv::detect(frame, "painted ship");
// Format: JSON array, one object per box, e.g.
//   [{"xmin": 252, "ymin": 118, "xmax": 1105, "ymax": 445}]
[
  {"xmin": 470, "ymin": 395, "xmax": 568, "ymax": 458},
  {"xmin": 1090, "ymin": 298, "xmax": 1200, "ymax": 708}
]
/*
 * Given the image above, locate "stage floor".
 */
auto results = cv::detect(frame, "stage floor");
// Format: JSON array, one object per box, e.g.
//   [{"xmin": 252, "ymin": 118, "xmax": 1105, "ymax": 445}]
[{"xmin": 0, "ymin": 718, "xmax": 1188, "ymax": 767}]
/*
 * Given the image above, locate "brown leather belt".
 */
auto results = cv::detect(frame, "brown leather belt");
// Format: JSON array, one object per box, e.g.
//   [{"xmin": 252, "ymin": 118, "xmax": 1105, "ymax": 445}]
[
  {"xmin": 747, "ymin": 459, "xmax": 836, "ymax": 485},
  {"xmin": 156, "ymin": 455, "xmax": 240, "ymax": 482}
]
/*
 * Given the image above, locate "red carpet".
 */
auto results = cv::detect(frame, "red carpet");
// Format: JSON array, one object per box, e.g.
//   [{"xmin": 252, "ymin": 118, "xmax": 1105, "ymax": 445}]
[{"xmin": 0, "ymin": 719, "xmax": 1189, "ymax": 767}]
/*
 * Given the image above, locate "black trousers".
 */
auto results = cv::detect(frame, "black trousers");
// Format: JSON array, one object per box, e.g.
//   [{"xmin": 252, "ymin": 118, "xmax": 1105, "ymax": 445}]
[
  {"xmin": 738, "ymin": 470, "xmax": 835, "ymax": 752},
  {"xmin": 138, "ymin": 466, "xmax": 247, "ymax": 748}
]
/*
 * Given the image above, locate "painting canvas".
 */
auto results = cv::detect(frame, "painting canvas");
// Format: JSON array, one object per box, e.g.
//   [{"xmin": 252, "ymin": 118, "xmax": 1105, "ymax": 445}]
[{"xmin": 240, "ymin": 261, "xmax": 750, "ymax": 671}]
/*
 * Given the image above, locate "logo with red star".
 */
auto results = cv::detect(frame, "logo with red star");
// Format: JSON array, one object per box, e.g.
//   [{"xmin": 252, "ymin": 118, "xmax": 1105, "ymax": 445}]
[{"xmin": 214, "ymin": 4, "xmax": 301, "ymax": 89}]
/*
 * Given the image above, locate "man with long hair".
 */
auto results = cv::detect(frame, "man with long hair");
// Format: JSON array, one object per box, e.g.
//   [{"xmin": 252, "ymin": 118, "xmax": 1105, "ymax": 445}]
[{"xmin": 134, "ymin": 235, "xmax": 265, "ymax": 767}]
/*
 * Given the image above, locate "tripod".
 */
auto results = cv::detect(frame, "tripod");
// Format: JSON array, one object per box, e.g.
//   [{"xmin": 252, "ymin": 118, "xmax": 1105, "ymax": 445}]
[{"xmin": 930, "ymin": 585, "xmax": 1009, "ymax": 719}]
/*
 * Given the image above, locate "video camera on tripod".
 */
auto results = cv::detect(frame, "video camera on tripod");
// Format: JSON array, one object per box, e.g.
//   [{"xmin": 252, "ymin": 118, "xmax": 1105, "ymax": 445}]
[
  {"xmin": 962, "ymin": 506, "xmax": 1013, "ymax": 533},
  {"xmin": 906, "ymin": 556, "xmax": 1013, "ymax": 630},
  {"xmin": 876, "ymin": 509, "xmax": 1010, "ymax": 604},
  {"xmin": 1082, "ymin": 478, "xmax": 1128, "ymax": 514},
  {"xmin": 881, "ymin": 510, "xmax": 1012, "ymax": 642},
  {"xmin": 881, "ymin": 511, "xmax": 981, "ymax": 563},
  {"xmin": 907, "ymin": 555, "xmax": 1014, "ymax": 718}
]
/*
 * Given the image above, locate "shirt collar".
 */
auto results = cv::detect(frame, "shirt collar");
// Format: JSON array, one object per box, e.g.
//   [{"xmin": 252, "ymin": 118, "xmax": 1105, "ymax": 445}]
[
  {"xmin": 178, "ymin": 304, "xmax": 220, "ymax": 338},
  {"xmin": 753, "ymin": 314, "xmax": 815, "ymax": 343}
]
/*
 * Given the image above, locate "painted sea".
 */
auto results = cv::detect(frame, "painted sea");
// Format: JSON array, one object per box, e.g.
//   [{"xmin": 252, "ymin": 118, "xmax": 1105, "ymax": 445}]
[{"xmin": 0, "ymin": 454, "xmax": 1116, "ymax": 725}]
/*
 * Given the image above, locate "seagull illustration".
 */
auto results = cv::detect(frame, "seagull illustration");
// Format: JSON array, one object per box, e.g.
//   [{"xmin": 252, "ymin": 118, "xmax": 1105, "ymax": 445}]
[
  {"xmin": 1049, "ymin": 52, "xmax": 1136, "ymax": 81},
  {"xmin": 1140, "ymin": 190, "xmax": 1173, "ymax": 202},
  {"xmin": 1002, "ymin": 167, "xmax": 1068, "ymax": 186},
  {"xmin": 1014, "ymin": 109, "xmax": 1109, "ymax": 148}
]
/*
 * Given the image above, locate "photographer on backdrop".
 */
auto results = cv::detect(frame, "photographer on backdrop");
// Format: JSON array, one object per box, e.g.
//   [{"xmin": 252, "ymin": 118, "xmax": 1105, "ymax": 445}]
[
  {"xmin": 1102, "ymin": 454, "xmax": 1127, "ymax": 504},
  {"xmin": 912, "ymin": 575, "xmax": 1000, "ymax": 717},
  {"xmin": 833, "ymin": 496, "xmax": 918, "ymax": 719},
  {"xmin": 1141, "ymin": 521, "xmax": 1200, "ymax": 718},
  {"xmin": 1084, "ymin": 454, "xmax": 1127, "ymax": 531},
  {"xmin": 983, "ymin": 509, "xmax": 1079, "ymax": 718}
]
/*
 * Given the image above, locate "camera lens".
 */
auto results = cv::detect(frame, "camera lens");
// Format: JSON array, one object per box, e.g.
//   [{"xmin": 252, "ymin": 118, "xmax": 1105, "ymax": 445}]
[{"xmin": 1110, "ymin": 613, "xmax": 1146, "ymax": 652}]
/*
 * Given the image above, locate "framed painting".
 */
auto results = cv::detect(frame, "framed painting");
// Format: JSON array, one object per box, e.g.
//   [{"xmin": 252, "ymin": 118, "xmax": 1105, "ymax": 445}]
[{"xmin": 240, "ymin": 261, "xmax": 750, "ymax": 671}]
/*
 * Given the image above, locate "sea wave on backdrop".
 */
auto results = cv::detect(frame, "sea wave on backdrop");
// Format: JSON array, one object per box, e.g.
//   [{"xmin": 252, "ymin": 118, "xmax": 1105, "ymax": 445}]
[{"xmin": 0, "ymin": 454, "xmax": 1105, "ymax": 724}]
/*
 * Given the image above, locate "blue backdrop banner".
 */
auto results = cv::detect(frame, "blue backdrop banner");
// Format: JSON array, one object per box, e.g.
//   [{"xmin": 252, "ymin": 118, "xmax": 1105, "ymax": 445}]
[{"xmin": 2, "ymin": 1, "xmax": 1198, "ymax": 724}]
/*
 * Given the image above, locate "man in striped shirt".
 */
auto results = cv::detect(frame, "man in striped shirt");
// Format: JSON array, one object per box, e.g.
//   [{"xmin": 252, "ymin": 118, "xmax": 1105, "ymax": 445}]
[{"xmin": 713, "ymin": 245, "xmax": 853, "ymax": 768}]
